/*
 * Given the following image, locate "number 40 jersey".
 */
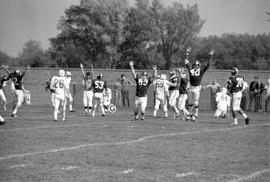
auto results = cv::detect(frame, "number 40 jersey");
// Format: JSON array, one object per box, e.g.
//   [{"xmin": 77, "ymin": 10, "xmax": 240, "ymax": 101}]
[
  {"xmin": 50, "ymin": 76, "xmax": 69, "ymax": 95},
  {"xmin": 186, "ymin": 63, "xmax": 209, "ymax": 87}
]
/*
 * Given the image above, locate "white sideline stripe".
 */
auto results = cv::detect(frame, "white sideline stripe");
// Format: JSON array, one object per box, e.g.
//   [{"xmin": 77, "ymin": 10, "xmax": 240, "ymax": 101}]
[
  {"xmin": 0, "ymin": 121, "xmax": 126, "ymax": 133},
  {"xmin": 175, "ymin": 172, "xmax": 199, "ymax": 177},
  {"xmin": 0, "ymin": 125, "xmax": 251, "ymax": 161},
  {"xmin": 228, "ymin": 168, "xmax": 270, "ymax": 182},
  {"xmin": 62, "ymin": 166, "xmax": 80, "ymax": 170}
]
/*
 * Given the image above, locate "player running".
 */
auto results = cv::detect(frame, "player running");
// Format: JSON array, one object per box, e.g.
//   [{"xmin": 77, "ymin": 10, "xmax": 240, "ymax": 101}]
[
  {"xmin": 177, "ymin": 67, "xmax": 190, "ymax": 120},
  {"xmin": 50, "ymin": 69, "xmax": 69, "ymax": 122},
  {"xmin": 129, "ymin": 61, "xmax": 154, "ymax": 121},
  {"xmin": 0, "ymin": 73, "xmax": 9, "ymax": 110},
  {"xmin": 92, "ymin": 72, "xmax": 107, "ymax": 117},
  {"xmin": 2, "ymin": 65, "xmax": 30, "ymax": 117},
  {"xmin": 65, "ymin": 71, "xmax": 74, "ymax": 112},
  {"xmin": 168, "ymin": 70, "xmax": 180, "ymax": 118},
  {"xmin": 185, "ymin": 48, "xmax": 214, "ymax": 121},
  {"xmin": 227, "ymin": 67, "xmax": 250, "ymax": 125},
  {"xmin": 214, "ymin": 87, "xmax": 231, "ymax": 118},
  {"xmin": 152, "ymin": 73, "xmax": 172, "ymax": 118},
  {"xmin": 80, "ymin": 63, "xmax": 94, "ymax": 115}
]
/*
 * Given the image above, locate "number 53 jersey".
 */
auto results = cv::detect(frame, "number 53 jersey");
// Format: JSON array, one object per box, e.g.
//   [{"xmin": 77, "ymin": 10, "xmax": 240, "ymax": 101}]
[
  {"xmin": 135, "ymin": 75, "xmax": 152, "ymax": 97},
  {"xmin": 92, "ymin": 79, "xmax": 107, "ymax": 93},
  {"xmin": 50, "ymin": 76, "xmax": 69, "ymax": 95}
]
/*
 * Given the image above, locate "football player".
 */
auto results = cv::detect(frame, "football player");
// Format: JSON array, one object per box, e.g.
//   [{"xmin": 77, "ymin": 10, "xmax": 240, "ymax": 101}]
[
  {"xmin": 2, "ymin": 65, "xmax": 30, "ymax": 117},
  {"xmin": 50, "ymin": 69, "xmax": 68, "ymax": 122},
  {"xmin": 168, "ymin": 70, "xmax": 180, "ymax": 118},
  {"xmin": 227, "ymin": 67, "xmax": 249, "ymax": 125},
  {"xmin": 92, "ymin": 72, "xmax": 107, "ymax": 117},
  {"xmin": 103, "ymin": 87, "xmax": 112, "ymax": 112},
  {"xmin": 185, "ymin": 48, "xmax": 214, "ymax": 121},
  {"xmin": 177, "ymin": 67, "xmax": 190, "ymax": 119},
  {"xmin": 153, "ymin": 73, "xmax": 174, "ymax": 118},
  {"xmin": 0, "ymin": 73, "xmax": 9, "ymax": 110},
  {"xmin": 129, "ymin": 61, "xmax": 154, "ymax": 121},
  {"xmin": 214, "ymin": 87, "xmax": 231, "ymax": 118},
  {"xmin": 80, "ymin": 63, "xmax": 94, "ymax": 115},
  {"xmin": 65, "ymin": 71, "xmax": 74, "ymax": 112}
]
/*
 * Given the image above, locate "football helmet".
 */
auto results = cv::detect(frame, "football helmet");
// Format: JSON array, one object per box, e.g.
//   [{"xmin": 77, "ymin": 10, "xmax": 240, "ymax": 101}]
[
  {"xmin": 97, "ymin": 72, "xmax": 103, "ymax": 79},
  {"xmin": 59, "ymin": 69, "xmax": 65, "ymax": 77},
  {"xmin": 141, "ymin": 72, "xmax": 148, "ymax": 77},
  {"xmin": 231, "ymin": 67, "xmax": 239, "ymax": 75},
  {"xmin": 66, "ymin": 71, "xmax": 71, "ymax": 77},
  {"xmin": 160, "ymin": 74, "xmax": 166, "ymax": 80},
  {"xmin": 221, "ymin": 87, "xmax": 227, "ymax": 93},
  {"xmin": 192, "ymin": 60, "xmax": 201, "ymax": 69},
  {"xmin": 169, "ymin": 71, "xmax": 176, "ymax": 79}
]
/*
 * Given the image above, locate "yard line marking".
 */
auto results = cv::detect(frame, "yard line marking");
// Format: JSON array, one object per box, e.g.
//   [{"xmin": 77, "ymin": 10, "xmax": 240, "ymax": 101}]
[
  {"xmin": 175, "ymin": 172, "xmax": 199, "ymax": 177},
  {"xmin": 120, "ymin": 169, "xmax": 134, "ymax": 174},
  {"xmin": 0, "ymin": 121, "xmax": 127, "ymax": 133},
  {"xmin": 228, "ymin": 168, "xmax": 270, "ymax": 182},
  {"xmin": 10, "ymin": 163, "xmax": 33, "ymax": 169},
  {"xmin": 61, "ymin": 166, "xmax": 80, "ymax": 170},
  {"xmin": 0, "ymin": 125, "xmax": 255, "ymax": 161}
]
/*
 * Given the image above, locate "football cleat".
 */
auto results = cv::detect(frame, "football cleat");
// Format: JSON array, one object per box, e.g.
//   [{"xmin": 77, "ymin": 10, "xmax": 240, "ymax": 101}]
[
  {"xmin": 102, "ymin": 114, "xmax": 106, "ymax": 117},
  {"xmin": 11, "ymin": 113, "xmax": 17, "ymax": 118},
  {"xmin": 53, "ymin": 119, "xmax": 57, "ymax": 122},
  {"xmin": 0, "ymin": 121, "xmax": 5, "ymax": 125},
  {"xmin": 135, "ymin": 114, "xmax": 139, "ymax": 121},
  {"xmin": 191, "ymin": 115, "xmax": 197, "ymax": 122},
  {"xmin": 174, "ymin": 113, "xmax": 179, "ymax": 119},
  {"xmin": 140, "ymin": 115, "xmax": 145, "ymax": 121},
  {"xmin": 245, "ymin": 117, "xmax": 249, "ymax": 125}
]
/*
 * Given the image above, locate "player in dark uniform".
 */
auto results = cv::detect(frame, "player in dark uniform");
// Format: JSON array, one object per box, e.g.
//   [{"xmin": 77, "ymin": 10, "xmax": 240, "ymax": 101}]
[
  {"xmin": 92, "ymin": 72, "xmax": 107, "ymax": 117},
  {"xmin": 129, "ymin": 61, "xmax": 154, "ymax": 121},
  {"xmin": 168, "ymin": 71, "xmax": 180, "ymax": 118},
  {"xmin": 80, "ymin": 63, "xmax": 94, "ymax": 115},
  {"xmin": 177, "ymin": 67, "xmax": 190, "ymax": 120},
  {"xmin": 185, "ymin": 48, "xmax": 214, "ymax": 121},
  {"xmin": 2, "ymin": 65, "xmax": 30, "ymax": 117},
  {"xmin": 227, "ymin": 67, "xmax": 249, "ymax": 125}
]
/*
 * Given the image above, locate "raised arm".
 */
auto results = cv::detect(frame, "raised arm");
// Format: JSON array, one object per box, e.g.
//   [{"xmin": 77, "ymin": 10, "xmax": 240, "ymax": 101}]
[
  {"xmin": 1, "ymin": 65, "xmax": 11, "ymax": 75},
  {"xmin": 153, "ymin": 65, "xmax": 157, "ymax": 79},
  {"xmin": 206, "ymin": 50, "xmax": 214, "ymax": 68},
  {"xmin": 90, "ymin": 63, "xmax": 94, "ymax": 79},
  {"xmin": 80, "ymin": 63, "xmax": 86, "ymax": 78},
  {"xmin": 129, "ymin": 61, "xmax": 136, "ymax": 80},
  {"xmin": 21, "ymin": 65, "xmax": 30, "ymax": 77},
  {"xmin": 185, "ymin": 47, "xmax": 191, "ymax": 70}
]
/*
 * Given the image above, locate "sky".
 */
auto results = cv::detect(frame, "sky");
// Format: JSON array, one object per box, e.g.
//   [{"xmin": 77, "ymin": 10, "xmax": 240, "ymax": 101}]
[{"xmin": 0, "ymin": 0, "xmax": 270, "ymax": 56}]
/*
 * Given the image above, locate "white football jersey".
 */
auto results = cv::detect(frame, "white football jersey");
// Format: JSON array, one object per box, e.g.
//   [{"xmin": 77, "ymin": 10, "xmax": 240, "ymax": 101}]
[
  {"xmin": 216, "ymin": 92, "xmax": 230, "ymax": 110},
  {"xmin": 66, "ymin": 77, "xmax": 71, "ymax": 90},
  {"xmin": 50, "ymin": 76, "xmax": 68, "ymax": 95},
  {"xmin": 153, "ymin": 79, "xmax": 169, "ymax": 96}
]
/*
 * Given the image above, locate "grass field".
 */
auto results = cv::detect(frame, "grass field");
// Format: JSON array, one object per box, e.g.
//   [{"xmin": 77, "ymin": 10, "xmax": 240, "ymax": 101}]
[{"xmin": 0, "ymin": 105, "xmax": 269, "ymax": 182}]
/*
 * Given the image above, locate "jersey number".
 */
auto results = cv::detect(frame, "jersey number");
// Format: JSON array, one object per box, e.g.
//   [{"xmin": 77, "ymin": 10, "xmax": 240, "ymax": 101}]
[
  {"xmin": 95, "ymin": 81, "xmax": 104, "ymax": 89},
  {"xmin": 236, "ymin": 77, "xmax": 244, "ymax": 88},
  {"xmin": 156, "ymin": 81, "xmax": 164, "ymax": 88},
  {"xmin": 190, "ymin": 69, "xmax": 200, "ymax": 76},
  {"xmin": 138, "ymin": 79, "xmax": 148, "ymax": 86},
  {"xmin": 53, "ymin": 79, "xmax": 64, "ymax": 88}
]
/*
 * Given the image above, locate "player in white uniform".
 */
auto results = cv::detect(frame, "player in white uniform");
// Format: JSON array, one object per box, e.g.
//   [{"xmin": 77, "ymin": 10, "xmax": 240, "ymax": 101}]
[
  {"xmin": 153, "ymin": 74, "xmax": 171, "ymax": 117},
  {"xmin": 50, "ymin": 69, "xmax": 68, "ymax": 122},
  {"xmin": 65, "ymin": 71, "xmax": 74, "ymax": 112},
  {"xmin": 168, "ymin": 71, "xmax": 180, "ymax": 118},
  {"xmin": 0, "ymin": 75, "xmax": 9, "ymax": 110},
  {"xmin": 103, "ymin": 87, "xmax": 112, "ymax": 111},
  {"xmin": 214, "ymin": 87, "xmax": 231, "ymax": 118}
]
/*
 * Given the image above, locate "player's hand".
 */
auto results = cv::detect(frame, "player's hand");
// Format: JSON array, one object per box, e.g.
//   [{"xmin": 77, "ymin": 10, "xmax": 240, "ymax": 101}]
[
  {"xmin": 186, "ymin": 47, "xmax": 191, "ymax": 54},
  {"xmin": 153, "ymin": 65, "xmax": 157, "ymax": 70},
  {"xmin": 209, "ymin": 50, "xmax": 214, "ymax": 56},
  {"xmin": 80, "ymin": 63, "xmax": 83, "ymax": 68},
  {"xmin": 129, "ymin": 61, "xmax": 134, "ymax": 66},
  {"xmin": 27, "ymin": 65, "xmax": 31, "ymax": 70},
  {"xmin": 184, "ymin": 59, "xmax": 189, "ymax": 65}
]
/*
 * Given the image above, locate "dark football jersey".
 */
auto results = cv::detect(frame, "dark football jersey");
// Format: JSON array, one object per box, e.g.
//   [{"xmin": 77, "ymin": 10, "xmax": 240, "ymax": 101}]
[
  {"xmin": 83, "ymin": 77, "xmax": 92, "ymax": 91},
  {"xmin": 10, "ymin": 72, "xmax": 24, "ymax": 90},
  {"xmin": 135, "ymin": 75, "xmax": 152, "ymax": 97},
  {"xmin": 0, "ymin": 76, "xmax": 9, "ymax": 89},
  {"xmin": 92, "ymin": 79, "xmax": 107, "ymax": 93},
  {"xmin": 186, "ymin": 63, "xmax": 209, "ymax": 86},
  {"xmin": 228, "ymin": 75, "xmax": 244, "ymax": 93},
  {"xmin": 179, "ymin": 77, "xmax": 189, "ymax": 94},
  {"xmin": 169, "ymin": 76, "xmax": 180, "ymax": 91}
]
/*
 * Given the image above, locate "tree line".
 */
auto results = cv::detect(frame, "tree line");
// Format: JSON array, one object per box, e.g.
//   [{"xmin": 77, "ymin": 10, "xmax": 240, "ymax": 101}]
[{"xmin": 1, "ymin": 0, "xmax": 270, "ymax": 70}]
